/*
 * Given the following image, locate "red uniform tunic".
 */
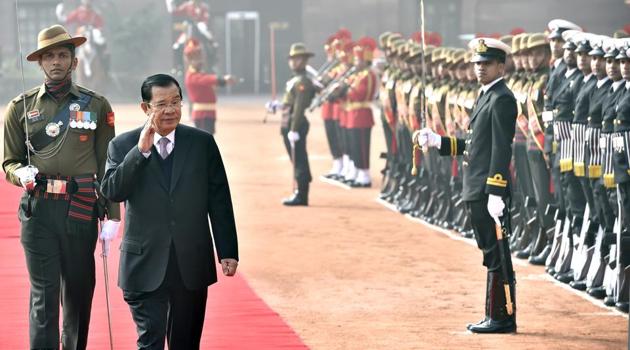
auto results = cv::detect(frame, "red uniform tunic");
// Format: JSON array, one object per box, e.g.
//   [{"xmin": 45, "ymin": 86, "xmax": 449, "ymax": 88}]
[
  {"xmin": 346, "ymin": 68, "xmax": 376, "ymax": 129},
  {"xmin": 66, "ymin": 6, "xmax": 104, "ymax": 28},
  {"xmin": 185, "ymin": 69, "xmax": 223, "ymax": 120}
]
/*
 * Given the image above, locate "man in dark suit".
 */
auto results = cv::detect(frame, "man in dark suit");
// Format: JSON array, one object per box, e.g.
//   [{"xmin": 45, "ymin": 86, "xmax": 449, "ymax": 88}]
[
  {"xmin": 415, "ymin": 38, "xmax": 518, "ymax": 334},
  {"xmin": 100, "ymin": 74, "xmax": 239, "ymax": 349}
]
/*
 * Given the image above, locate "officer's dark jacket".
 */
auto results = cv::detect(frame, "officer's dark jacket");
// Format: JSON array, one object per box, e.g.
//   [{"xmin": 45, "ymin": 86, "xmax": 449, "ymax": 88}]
[
  {"xmin": 602, "ymin": 83, "xmax": 627, "ymax": 133},
  {"xmin": 438, "ymin": 79, "xmax": 517, "ymax": 201},
  {"xmin": 554, "ymin": 69, "xmax": 584, "ymax": 122},
  {"xmin": 572, "ymin": 75, "xmax": 597, "ymax": 124},
  {"xmin": 613, "ymin": 87, "xmax": 630, "ymax": 183},
  {"xmin": 544, "ymin": 59, "xmax": 568, "ymax": 111},
  {"xmin": 588, "ymin": 78, "xmax": 613, "ymax": 128}
]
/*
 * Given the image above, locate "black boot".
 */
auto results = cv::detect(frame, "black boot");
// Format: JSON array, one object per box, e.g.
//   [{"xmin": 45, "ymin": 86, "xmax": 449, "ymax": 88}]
[
  {"xmin": 283, "ymin": 183, "xmax": 309, "ymax": 206},
  {"xmin": 467, "ymin": 271, "xmax": 492, "ymax": 330},
  {"xmin": 469, "ymin": 272, "xmax": 517, "ymax": 334}
]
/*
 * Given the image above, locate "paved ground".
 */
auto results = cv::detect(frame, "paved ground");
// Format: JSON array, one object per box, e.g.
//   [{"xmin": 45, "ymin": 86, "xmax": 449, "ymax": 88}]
[{"xmin": 1, "ymin": 97, "xmax": 628, "ymax": 349}]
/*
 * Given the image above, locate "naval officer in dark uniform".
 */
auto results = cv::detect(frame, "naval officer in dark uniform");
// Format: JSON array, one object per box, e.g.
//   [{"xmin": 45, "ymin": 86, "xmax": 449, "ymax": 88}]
[{"xmin": 415, "ymin": 37, "xmax": 518, "ymax": 334}]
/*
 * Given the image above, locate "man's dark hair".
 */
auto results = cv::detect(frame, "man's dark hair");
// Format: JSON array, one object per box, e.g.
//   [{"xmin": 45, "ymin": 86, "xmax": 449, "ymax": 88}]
[
  {"xmin": 62, "ymin": 44, "xmax": 76, "ymax": 58},
  {"xmin": 141, "ymin": 74, "xmax": 183, "ymax": 102}
]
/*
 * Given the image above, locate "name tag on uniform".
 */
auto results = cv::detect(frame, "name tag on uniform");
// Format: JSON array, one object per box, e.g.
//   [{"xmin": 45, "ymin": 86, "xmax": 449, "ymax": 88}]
[
  {"xmin": 599, "ymin": 136, "xmax": 607, "ymax": 150},
  {"xmin": 542, "ymin": 111, "xmax": 554, "ymax": 122},
  {"xmin": 613, "ymin": 135, "xmax": 625, "ymax": 152},
  {"xmin": 27, "ymin": 109, "xmax": 44, "ymax": 122}
]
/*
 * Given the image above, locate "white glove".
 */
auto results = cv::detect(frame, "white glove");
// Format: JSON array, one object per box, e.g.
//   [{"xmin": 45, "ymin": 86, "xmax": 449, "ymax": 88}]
[
  {"xmin": 287, "ymin": 131, "xmax": 300, "ymax": 143},
  {"xmin": 100, "ymin": 220, "xmax": 120, "ymax": 257},
  {"xmin": 265, "ymin": 100, "xmax": 282, "ymax": 114},
  {"xmin": 55, "ymin": 3, "xmax": 67, "ymax": 22},
  {"xmin": 14, "ymin": 165, "xmax": 39, "ymax": 191},
  {"xmin": 165, "ymin": 0, "xmax": 175, "ymax": 12},
  {"xmin": 413, "ymin": 128, "xmax": 441, "ymax": 148},
  {"xmin": 487, "ymin": 194, "xmax": 506, "ymax": 218}
]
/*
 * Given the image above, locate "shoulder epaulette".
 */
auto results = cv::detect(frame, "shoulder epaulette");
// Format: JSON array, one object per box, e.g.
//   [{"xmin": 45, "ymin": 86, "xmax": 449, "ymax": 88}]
[{"xmin": 11, "ymin": 86, "xmax": 39, "ymax": 104}]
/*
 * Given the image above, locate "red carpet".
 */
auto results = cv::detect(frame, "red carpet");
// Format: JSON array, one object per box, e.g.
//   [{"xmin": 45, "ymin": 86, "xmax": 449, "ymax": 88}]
[{"xmin": 0, "ymin": 176, "xmax": 307, "ymax": 349}]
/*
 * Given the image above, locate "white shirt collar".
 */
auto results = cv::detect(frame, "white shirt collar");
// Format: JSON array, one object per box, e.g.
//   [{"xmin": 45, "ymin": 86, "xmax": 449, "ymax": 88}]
[
  {"xmin": 596, "ymin": 77, "xmax": 610, "ymax": 88},
  {"xmin": 564, "ymin": 68, "xmax": 578, "ymax": 78},
  {"xmin": 154, "ymin": 129, "xmax": 176, "ymax": 150},
  {"xmin": 480, "ymin": 77, "xmax": 503, "ymax": 94},
  {"xmin": 582, "ymin": 73, "xmax": 593, "ymax": 82},
  {"xmin": 626, "ymin": 81, "xmax": 630, "ymax": 90},
  {"xmin": 612, "ymin": 80, "xmax": 624, "ymax": 92}
]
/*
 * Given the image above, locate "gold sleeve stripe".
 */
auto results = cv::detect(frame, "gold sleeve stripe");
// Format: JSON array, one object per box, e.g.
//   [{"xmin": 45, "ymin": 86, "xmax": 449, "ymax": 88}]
[
  {"xmin": 451, "ymin": 137, "xmax": 457, "ymax": 156},
  {"xmin": 486, "ymin": 174, "xmax": 508, "ymax": 188}
]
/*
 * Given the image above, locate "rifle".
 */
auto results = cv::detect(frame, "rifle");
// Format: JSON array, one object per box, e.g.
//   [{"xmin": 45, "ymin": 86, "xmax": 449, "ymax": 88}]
[{"xmin": 308, "ymin": 65, "xmax": 357, "ymax": 111}]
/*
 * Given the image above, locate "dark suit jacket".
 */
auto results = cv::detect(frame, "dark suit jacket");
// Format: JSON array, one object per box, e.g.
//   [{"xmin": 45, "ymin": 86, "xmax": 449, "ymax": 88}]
[
  {"xmin": 101, "ymin": 124, "xmax": 238, "ymax": 292},
  {"xmin": 438, "ymin": 79, "xmax": 517, "ymax": 201}
]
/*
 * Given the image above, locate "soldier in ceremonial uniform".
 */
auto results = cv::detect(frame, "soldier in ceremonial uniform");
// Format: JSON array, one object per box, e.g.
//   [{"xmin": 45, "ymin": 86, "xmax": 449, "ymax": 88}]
[
  {"xmin": 2, "ymin": 25, "xmax": 120, "ymax": 349},
  {"xmin": 568, "ymin": 35, "xmax": 599, "ymax": 290},
  {"xmin": 584, "ymin": 39, "xmax": 615, "ymax": 298},
  {"xmin": 280, "ymin": 43, "xmax": 317, "ymax": 206},
  {"xmin": 415, "ymin": 38, "xmax": 518, "ymax": 333},
  {"xmin": 613, "ymin": 45, "xmax": 630, "ymax": 311},
  {"xmin": 599, "ymin": 41, "xmax": 627, "ymax": 303},
  {"xmin": 183, "ymin": 38, "xmax": 236, "ymax": 134},
  {"xmin": 344, "ymin": 37, "xmax": 378, "ymax": 187},
  {"xmin": 548, "ymin": 31, "xmax": 588, "ymax": 282}
]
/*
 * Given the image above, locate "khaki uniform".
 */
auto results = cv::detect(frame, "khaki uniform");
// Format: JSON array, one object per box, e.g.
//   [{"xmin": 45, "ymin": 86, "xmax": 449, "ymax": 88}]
[{"xmin": 2, "ymin": 82, "xmax": 119, "ymax": 349}]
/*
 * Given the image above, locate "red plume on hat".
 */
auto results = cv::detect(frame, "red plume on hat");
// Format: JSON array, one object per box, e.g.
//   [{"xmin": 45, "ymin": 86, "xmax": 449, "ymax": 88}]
[
  {"xmin": 336, "ymin": 27, "xmax": 352, "ymax": 41},
  {"xmin": 353, "ymin": 36, "xmax": 377, "ymax": 61},
  {"xmin": 489, "ymin": 32, "xmax": 502, "ymax": 39},
  {"xmin": 426, "ymin": 32, "xmax": 442, "ymax": 47},
  {"xmin": 624, "ymin": 24, "xmax": 630, "ymax": 35},
  {"xmin": 510, "ymin": 27, "xmax": 525, "ymax": 36},
  {"xmin": 183, "ymin": 38, "xmax": 203, "ymax": 59},
  {"xmin": 410, "ymin": 32, "xmax": 422, "ymax": 43}
]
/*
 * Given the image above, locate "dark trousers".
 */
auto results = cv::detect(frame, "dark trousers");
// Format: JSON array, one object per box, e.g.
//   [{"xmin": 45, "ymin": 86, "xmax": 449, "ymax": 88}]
[
  {"xmin": 591, "ymin": 178, "xmax": 616, "ymax": 233},
  {"xmin": 527, "ymin": 150, "xmax": 554, "ymax": 228},
  {"xmin": 348, "ymin": 127, "xmax": 372, "ymax": 169},
  {"xmin": 560, "ymin": 170, "xmax": 587, "ymax": 220},
  {"xmin": 193, "ymin": 118, "xmax": 216, "ymax": 135},
  {"xmin": 620, "ymin": 182, "xmax": 630, "ymax": 233},
  {"xmin": 123, "ymin": 245, "xmax": 208, "ymax": 350},
  {"xmin": 19, "ymin": 194, "xmax": 98, "ymax": 350},
  {"xmin": 324, "ymin": 119, "xmax": 342, "ymax": 159},
  {"xmin": 282, "ymin": 123, "xmax": 312, "ymax": 185},
  {"xmin": 578, "ymin": 177, "xmax": 597, "ymax": 223},
  {"xmin": 550, "ymin": 154, "xmax": 566, "ymax": 219},
  {"xmin": 466, "ymin": 197, "xmax": 514, "ymax": 282},
  {"xmin": 513, "ymin": 143, "xmax": 537, "ymax": 224}
]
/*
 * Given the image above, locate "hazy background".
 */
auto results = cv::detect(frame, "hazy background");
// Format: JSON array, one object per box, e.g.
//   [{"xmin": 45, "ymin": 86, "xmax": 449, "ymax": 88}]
[{"xmin": 0, "ymin": 0, "xmax": 629, "ymax": 102}]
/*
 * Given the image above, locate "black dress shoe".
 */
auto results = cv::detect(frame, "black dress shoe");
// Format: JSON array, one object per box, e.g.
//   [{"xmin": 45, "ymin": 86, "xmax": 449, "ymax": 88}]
[
  {"xmin": 466, "ymin": 317, "xmax": 487, "ymax": 330},
  {"xmin": 569, "ymin": 280, "xmax": 587, "ymax": 291},
  {"xmin": 615, "ymin": 302, "xmax": 629, "ymax": 313},
  {"xmin": 604, "ymin": 295, "xmax": 616, "ymax": 306},
  {"xmin": 528, "ymin": 245, "xmax": 550, "ymax": 265},
  {"xmin": 282, "ymin": 186, "xmax": 309, "ymax": 206},
  {"xmin": 468, "ymin": 318, "xmax": 517, "ymax": 334},
  {"xmin": 587, "ymin": 286, "xmax": 606, "ymax": 299},
  {"xmin": 555, "ymin": 271, "xmax": 574, "ymax": 284},
  {"xmin": 350, "ymin": 182, "xmax": 371, "ymax": 188},
  {"xmin": 514, "ymin": 245, "xmax": 531, "ymax": 259}
]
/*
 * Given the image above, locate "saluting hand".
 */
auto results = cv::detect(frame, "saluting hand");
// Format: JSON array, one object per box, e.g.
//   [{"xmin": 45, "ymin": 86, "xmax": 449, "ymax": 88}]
[
  {"xmin": 221, "ymin": 258, "xmax": 238, "ymax": 277},
  {"xmin": 138, "ymin": 112, "xmax": 157, "ymax": 153}
]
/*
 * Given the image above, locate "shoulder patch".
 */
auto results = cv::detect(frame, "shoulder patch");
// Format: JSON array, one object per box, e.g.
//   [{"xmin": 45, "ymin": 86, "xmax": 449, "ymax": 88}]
[
  {"xmin": 106, "ymin": 112, "xmax": 115, "ymax": 127},
  {"xmin": 77, "ymin": 85, "xmax": 97, "ymax": 97}
]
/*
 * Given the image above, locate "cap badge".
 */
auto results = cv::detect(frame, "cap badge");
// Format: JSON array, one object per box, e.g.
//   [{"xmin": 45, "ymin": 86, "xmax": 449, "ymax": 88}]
[{"xmin": 477, "ymin": 39, "xmax": 488, "ymax": 53}]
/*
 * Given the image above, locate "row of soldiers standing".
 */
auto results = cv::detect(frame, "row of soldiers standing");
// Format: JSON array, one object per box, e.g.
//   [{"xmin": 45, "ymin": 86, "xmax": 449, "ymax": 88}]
[{"xmin": 327, "ymin": 20, "xmax": 630, "ymax": 312}]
